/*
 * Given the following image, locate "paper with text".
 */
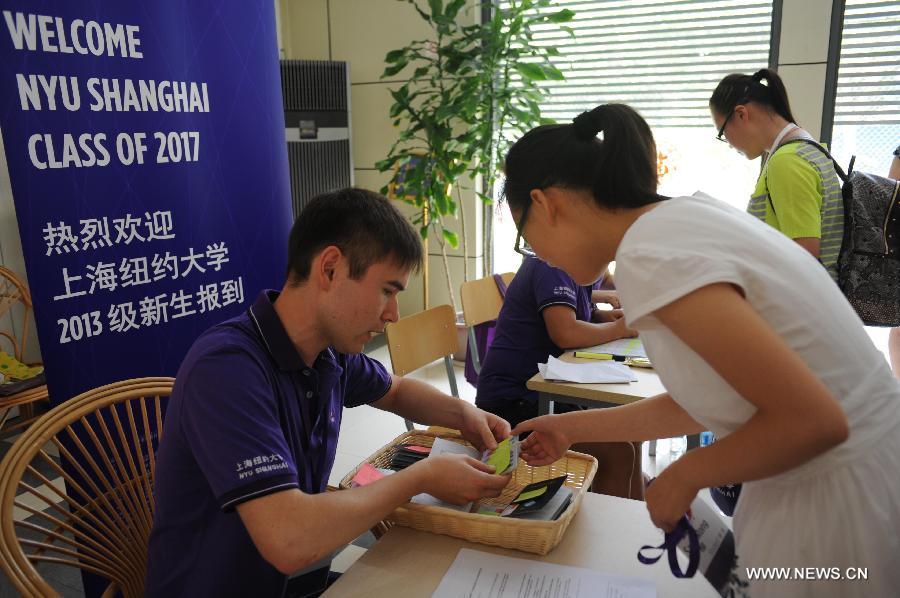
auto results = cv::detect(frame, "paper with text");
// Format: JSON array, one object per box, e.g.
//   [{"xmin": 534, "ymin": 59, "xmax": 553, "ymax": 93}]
[{"xmin": 432, "ymin": 549, "xmax": 656, "ymax": 598}]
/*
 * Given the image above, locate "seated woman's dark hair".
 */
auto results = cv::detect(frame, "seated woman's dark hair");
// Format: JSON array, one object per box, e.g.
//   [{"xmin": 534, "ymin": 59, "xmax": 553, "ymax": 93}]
[
  {"xmin": 502, "ymin": 103, "xmax": 661, "ymax": 213},
  {"xmin": 709, "ymin": 68, "xmax": 795, "ymax": 124}
]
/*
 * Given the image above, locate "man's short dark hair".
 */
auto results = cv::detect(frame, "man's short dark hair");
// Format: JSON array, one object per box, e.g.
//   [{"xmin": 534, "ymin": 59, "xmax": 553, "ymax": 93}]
[{"xmin": 286, "ymin": 187, "xmax": 423, "ymax": 283}]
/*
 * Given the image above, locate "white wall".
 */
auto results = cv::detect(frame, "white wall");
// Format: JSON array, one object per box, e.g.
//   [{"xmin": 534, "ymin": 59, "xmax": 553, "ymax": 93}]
[
  {"xmin": 776, "ymin": 0, "xmax": 835, "ymax": 139},
  {"xmin": 278, "ymin": 0, "xmax": 485, "ymax": 318}
]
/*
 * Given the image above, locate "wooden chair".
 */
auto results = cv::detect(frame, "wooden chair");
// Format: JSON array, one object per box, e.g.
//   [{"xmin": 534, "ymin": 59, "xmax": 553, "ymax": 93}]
[
  {"xmin": 0, "ymin": 266, "xmax": 49, "ymax": 438},
  {"xmin": 0, "ymin": 377, "xmax": 174, "ymax": 597},
  {"xmin": 385, "ymin": 304, "xmax": 460, "ymax": 431},
  {"xmin": 459, "ymin": 272, "xmax": 515, "ymax": 377}
]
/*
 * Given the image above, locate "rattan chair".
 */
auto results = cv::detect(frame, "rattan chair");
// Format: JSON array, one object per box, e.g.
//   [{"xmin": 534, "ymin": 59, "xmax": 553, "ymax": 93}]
[
  {"xmin": 0, "ymin": 266, "xmax": 49, "ymax": 438},
  {"xmin": 459, "ymin": 272, "xmax": 515, "ymax": 377},
  {"xmin": 0, "ymin": 377, "xmax": 174, "ymax": 597},
  {"xmin": 385, "ymin": 304, "xmax": 461, "ymax": 431}
]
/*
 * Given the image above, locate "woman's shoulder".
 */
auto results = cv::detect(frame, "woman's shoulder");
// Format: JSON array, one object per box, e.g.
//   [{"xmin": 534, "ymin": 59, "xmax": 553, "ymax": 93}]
[{"xmin": 619, "ymin": 195, "xmax": 744, "ymax": 255}]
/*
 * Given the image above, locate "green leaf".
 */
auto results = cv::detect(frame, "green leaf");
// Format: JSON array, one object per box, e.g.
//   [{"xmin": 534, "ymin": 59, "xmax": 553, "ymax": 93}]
[
  {"xmin": 442, "ymin": 229, "xmax": 459, "ymax": 247},
  {"xmin": 383, "ymin": 59, "xmax": 409, "ymax": 77},
  {"xmin": 545, "ymin": 9, "xmax": 575, "ymax": 23},
  {"xmin": 540, "ymin": 64, "xmax": 565, "ymax": 80},
  {"xmin": 419, "ymin": 225, "xmax": 429, "ymax": 240},
  {"xmin": 515, "ymin": 63, "xmax": 546, "ymax": 81},
  {"xmin": 385, "ymin": 49, "xmax": 406, "ymax": 63},
  {"xmin": 434, "ymin": 193, "xmax": 448, "ymax": 214},
  {"xmin": 428, "ymin": 0, "xmax": 443, "ymax": 19},
  {"xmin": 445, "ymin": 0, "xmax": 466, "ymax": 19}
]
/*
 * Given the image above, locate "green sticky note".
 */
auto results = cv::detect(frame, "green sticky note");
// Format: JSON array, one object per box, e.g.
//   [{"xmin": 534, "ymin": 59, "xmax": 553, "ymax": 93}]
[
  {"xmin": 515, "ymin": 486, "xmax": 548, "ymax": 502},
  {"xmin": 485, "ymin": 438, "xmax": 511, "ymax": 473}
]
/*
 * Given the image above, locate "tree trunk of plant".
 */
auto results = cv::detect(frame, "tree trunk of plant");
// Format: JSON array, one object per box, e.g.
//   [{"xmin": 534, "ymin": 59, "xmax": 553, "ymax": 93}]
[
  {"xmin": 435, "ymin": 224, "xmax": 458, "ymax": 314},
  {"xmin": 457, "ymin": 186, "xmax": 470, "ymax": 282}
]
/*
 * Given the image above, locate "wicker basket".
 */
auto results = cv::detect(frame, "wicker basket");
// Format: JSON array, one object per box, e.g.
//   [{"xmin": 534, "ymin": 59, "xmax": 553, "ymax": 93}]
[{"xmin": 339, "ymin": 430, "xmax": 597, "ymax": 555}]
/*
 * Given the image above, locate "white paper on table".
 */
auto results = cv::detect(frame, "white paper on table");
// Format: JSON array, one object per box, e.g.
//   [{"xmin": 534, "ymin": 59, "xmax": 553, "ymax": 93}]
[
  {"xmin": 411, "ymin": 438, "xmax": 478, "ymax": 512},
  {"xmin": 432, "ymin": 548, "xmax": 656, "ymax": 598},
  {"xmin": 579, "ymin": 338, "xmax": 647, "ymax": 359},
  {"xmin": 538, "ymin": 356, "xmax": 637, "ymax": 384}
]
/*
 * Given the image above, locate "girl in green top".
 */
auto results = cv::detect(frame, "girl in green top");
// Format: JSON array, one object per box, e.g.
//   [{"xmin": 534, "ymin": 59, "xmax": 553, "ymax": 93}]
[{"xmin": 709, "ymin": 69, "xmax": 844, "ymax": 281}]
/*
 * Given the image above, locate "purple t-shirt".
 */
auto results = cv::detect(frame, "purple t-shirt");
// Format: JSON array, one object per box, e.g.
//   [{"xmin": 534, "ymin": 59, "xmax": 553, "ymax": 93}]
[
  {"xmin": 475, "ymin": 258, "xmax": 595, "ymax": 407},
  {"xmin": 146, "ymin": 290, "xmax": 391, "ymax": 597}
]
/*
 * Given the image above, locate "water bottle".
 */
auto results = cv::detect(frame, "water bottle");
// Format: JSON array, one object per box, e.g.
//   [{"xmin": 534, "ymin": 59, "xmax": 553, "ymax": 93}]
[{"xmin": 700, "ymin": 430, "xmax": 714, "ymax": 447}]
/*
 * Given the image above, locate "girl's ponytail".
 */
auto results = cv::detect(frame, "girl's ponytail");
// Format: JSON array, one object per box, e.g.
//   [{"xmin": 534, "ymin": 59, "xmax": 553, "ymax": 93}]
[{"xmin": 710, "ymin": 68, "xmax": 796, "ymax": 124}]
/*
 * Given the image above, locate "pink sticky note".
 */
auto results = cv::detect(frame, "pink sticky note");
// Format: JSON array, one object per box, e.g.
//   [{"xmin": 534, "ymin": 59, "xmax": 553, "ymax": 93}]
[{"xmin": 352, "ymin": 462, "xmax": 385, "ymax": 487}]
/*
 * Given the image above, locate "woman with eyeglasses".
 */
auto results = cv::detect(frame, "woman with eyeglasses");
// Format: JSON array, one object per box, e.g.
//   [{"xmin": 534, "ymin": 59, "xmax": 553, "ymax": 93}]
[
  {"xmin": 474, "ymin": 256, "xmax": 640, "ymax": 497},
  {"xmin": 710, "ymin": 68, "xmax": 844, "ymax": 281},
  {"xmin": 505, "ymin": 103, "xmax": 900, "ymax": 597}
]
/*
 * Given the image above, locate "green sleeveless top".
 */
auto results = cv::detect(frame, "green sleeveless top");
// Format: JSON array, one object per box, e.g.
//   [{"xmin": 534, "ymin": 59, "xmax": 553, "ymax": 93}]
[{"xmin": 747, "ymin": 139, "xmax": 844, "ymax": 281}]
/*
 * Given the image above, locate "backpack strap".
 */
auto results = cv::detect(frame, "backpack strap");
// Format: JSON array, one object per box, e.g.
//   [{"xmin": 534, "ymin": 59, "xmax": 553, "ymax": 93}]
[
  {"xmin": 763, "ymin": 138, "xmax": 852, "ymax": 218},
  {"xmin": 774, "ymin": 138, "xmax": 850, "ymax": 181}
]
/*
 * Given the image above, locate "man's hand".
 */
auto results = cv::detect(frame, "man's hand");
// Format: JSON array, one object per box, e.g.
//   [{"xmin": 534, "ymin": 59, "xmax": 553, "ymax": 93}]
[
  {"xmin": 416, "ymin": 454, "xmax": 510, "ymax": 504},
  {"xmin": 458, "ymin": 404, "xmax": 511, "ymax": 452},
  {"xmin": 511, "ymin": 414, "xmax": 573, "ymax": 466}
]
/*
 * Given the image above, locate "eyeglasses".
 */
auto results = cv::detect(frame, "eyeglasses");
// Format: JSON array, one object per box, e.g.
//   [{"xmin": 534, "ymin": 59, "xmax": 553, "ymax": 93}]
[
  {"xmin": 513, "ymin": 201, "xmax": 536, "ymax": 258},
  {"xmin": 716, "ymin": 110, "xmax": 735, "ymax": 143}
]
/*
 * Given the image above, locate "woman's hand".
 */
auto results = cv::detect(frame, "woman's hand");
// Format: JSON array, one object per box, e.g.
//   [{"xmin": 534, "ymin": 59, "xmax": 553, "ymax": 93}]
[
  {"xmin": 611, "ymin": 314, "xmax": 638, "ymax": 338},
  {"xmin": 511, "ymin": 414, "xmax": 573, "ymax": 466},
  {"xmin": 592, "ymin": 289, "xmax": 621, "ymax": 308},
  {"xmin": 645, "ymin": 461, "xmax": 700, "ymax": 532}
]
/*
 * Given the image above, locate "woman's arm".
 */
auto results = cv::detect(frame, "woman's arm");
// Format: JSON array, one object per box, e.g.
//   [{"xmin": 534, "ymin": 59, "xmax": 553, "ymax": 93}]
[
  {"xmin": 645, "ymin": 282, "xmax": 848, "ymax": 530},
  {"xmin": 542, "ymin": 304, "xmax": 635, "ymax": 349},
  {"xmin": 514, "ymin": 393, "xmax": 705, "ymax": 466}
]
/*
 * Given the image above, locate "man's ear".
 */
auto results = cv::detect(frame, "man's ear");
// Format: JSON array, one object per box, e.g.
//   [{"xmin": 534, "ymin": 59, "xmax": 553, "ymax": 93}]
[{"xmin": 314, "ymin": 245, "xmax": 343, "ymax": 289}]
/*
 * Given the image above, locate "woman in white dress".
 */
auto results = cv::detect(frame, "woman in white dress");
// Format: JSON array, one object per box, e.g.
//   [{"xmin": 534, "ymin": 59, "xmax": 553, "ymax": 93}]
[{"xmin": 505, "ymin": 103, "xmax": 900, "ymax": 597}]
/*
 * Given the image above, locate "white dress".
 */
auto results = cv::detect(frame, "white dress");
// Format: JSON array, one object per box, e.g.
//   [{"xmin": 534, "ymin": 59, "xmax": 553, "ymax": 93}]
[{"xmin": 615, "ymin": 193, "xmax": 900, "ymax": 598}]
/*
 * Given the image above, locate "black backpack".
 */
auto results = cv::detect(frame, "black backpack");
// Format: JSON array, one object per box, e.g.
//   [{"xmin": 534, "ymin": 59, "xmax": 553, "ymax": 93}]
[{"xmin": 775, "ymin": 139, "xmax": 900, "ymax": 327}]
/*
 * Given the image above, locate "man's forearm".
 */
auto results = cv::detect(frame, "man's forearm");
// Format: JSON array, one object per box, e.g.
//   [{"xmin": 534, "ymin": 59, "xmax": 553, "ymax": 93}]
[
  {"xmin": 376, "ymin": 376, "xmax": 469, "ymax": 429},
  {"xmin": 238, "ymin": 462, "xmax": 432, "ymax": 574}
]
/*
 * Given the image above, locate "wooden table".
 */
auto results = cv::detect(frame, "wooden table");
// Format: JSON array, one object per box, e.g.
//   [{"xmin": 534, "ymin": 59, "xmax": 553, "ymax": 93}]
[
  {"xmin": 527, "ymin": 352, "xmax": 699, "ymax": 450},
  {"xmin": 325, "ymin": 493, "xmax": 717, "ymax": 597}
]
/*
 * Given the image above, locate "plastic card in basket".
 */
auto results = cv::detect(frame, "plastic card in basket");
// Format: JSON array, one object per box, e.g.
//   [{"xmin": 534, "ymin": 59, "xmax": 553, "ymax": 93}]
[{"xmin": 481, "ymin": 436, "xmax": 519, "ymax": 475}]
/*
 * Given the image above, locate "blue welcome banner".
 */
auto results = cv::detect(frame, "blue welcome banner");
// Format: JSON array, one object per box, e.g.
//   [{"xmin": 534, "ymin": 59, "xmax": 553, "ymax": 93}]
[{"xmin": 0, "ymin": 1, "xmax": 292, "ymax": 403}]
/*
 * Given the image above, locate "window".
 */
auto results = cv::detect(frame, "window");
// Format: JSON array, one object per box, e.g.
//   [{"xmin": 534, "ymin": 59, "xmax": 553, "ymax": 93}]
[
  {"xmin": 829, "ymin": 0, "xmax": 900, "ymax": 175},
  {"xmin": 494, "ymin": 0, "xmax": 776, "ymax": 274}
]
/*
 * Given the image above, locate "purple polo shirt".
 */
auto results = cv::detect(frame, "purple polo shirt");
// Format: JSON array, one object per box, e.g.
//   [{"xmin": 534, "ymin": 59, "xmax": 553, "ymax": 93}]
[
  {"xmin": 476, "ymin": 257, "xmax": 595, "ymax": 408},
  {"xmin": 146, "ymin": 290, "xmax": 391, "ymax": 597}
]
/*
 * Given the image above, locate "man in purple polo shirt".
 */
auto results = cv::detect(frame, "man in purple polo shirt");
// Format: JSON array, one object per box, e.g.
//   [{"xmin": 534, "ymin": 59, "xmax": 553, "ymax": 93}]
[{"xmin": 146, "ymin": 188, "xmax": 511, "ymax": 597}]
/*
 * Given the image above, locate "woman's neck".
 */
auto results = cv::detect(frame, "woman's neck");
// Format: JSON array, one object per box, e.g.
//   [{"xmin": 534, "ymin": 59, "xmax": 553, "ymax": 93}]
[
  {"xmin": 759, "ymin": 114, "xmax": 795, "ymax": 150},
  {"xmin": 587, "ymin": 200, "xmax": 665, "ymax": 262}
]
